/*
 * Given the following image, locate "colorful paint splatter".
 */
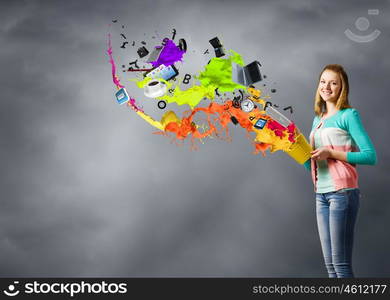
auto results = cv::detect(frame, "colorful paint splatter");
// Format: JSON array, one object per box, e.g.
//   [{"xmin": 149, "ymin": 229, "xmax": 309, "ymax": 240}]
[{"xmin": 106, "ymin": 27, "xmax": 312, "ymax": 164}]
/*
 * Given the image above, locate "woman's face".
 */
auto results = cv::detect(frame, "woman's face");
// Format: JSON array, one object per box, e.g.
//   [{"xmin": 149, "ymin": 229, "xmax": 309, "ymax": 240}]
[{"xmin": 318, "ymin": 69, "xmax": 341, "ymax": 103}]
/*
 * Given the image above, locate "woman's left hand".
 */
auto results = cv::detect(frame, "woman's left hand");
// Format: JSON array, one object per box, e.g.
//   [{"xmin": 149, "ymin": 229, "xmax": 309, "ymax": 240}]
[{"xmin": 311, "ymin": 147, "xmax": 333, "ymax": 161}]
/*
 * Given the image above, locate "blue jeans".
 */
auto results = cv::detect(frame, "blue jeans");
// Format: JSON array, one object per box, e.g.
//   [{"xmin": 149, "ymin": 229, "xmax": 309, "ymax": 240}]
[{"xmin": 316, "ymin": 188, "xmax": 360, "ymax": 278}]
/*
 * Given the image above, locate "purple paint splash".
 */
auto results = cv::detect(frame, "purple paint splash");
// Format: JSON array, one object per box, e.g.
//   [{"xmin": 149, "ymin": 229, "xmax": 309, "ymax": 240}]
[
  {"xmin": 107, "ymin": 33, "xmax": 124, "ymax": 89},
  {"xmin": 150, "ymin": 39, "xmax": 185, "ymax": 67}
]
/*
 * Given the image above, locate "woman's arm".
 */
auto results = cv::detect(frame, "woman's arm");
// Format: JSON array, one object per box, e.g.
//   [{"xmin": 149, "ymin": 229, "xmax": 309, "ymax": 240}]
[
  {"xmin": 311, "ymin": 109, "xmax": 377, "ymax": 165},
  {"xmin": 303, "ymin": 159, "xmax": 311, "ymax": 170},
  {"xmin": 311, "ymin": 148, "xmax": 347, "ymax": 162},
  {"xmin": 345, "ymin": 109, "xmax": 377, "ymax": 165}
]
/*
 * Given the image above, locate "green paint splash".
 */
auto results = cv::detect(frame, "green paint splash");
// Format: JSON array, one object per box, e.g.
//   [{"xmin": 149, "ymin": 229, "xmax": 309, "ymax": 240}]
[
  {"xmin": 197, "ymin": 50, "xmax": 245, "ymax": 92},
  {"xmin": 159, "ymin": 84, "xmax": 215, "ymax": 108},
  {"xmin": 134, "ymin": 50, "xmax": 246, "ymax": 108}
]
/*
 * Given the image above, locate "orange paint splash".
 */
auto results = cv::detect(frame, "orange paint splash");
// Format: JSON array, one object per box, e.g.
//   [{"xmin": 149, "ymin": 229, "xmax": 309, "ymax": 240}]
[{"xmin": 154, "ymin": 100, "xmax": 288, "ymax": 154}]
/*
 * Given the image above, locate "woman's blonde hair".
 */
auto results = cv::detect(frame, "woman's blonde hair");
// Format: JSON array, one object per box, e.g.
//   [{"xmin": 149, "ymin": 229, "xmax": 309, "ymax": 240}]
[{"xmin": 314, "ymin": 64, "xmax": 351, "ymax": 116}]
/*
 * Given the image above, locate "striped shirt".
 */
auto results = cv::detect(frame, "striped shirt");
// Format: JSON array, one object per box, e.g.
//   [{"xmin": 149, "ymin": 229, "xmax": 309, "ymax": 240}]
[{"xmin": 304, "ymin": 108, "xmax": 377, "ymax": 193}]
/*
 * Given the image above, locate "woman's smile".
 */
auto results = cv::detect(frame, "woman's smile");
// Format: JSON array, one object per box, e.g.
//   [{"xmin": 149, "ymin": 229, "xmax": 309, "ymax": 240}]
[{"xmin": 318, "ymin": 70, "xmax": 341, "ymax": 103}]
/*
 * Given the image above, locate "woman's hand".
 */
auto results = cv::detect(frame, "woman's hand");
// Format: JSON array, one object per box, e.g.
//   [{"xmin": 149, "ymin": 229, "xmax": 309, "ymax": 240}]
[{"xmin": 311, "ymin": 147, "xmax": 333, "ymax": 161}]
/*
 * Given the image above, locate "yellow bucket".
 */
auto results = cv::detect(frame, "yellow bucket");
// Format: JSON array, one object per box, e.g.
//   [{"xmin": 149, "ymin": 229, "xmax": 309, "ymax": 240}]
[{"xmin": 285, "ymin": 133, "xmax": 312, "ymax": 164}]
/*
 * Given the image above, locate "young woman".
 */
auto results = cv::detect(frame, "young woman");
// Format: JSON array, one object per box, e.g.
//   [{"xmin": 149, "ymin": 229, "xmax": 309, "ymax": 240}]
[{"xmin": 304, "ymin": 64, "xmax": 377, "ymax": 278}]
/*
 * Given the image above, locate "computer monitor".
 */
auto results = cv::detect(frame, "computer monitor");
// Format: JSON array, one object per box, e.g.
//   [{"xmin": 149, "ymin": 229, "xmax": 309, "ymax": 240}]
[
  {"xmin": 244, "ymin": 61, "xmax": 262, "ymax": 84},
  {"xmin": 115, "ymin": 88, "xmax": 129, "ymax": 105},
  {"xmin": 232, "ymin": 61, "xmax": 262, "ymax": 86}
]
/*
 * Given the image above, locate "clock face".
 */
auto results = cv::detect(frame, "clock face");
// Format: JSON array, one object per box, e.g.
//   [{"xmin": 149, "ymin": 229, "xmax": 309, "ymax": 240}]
[{"xmin": 241, "ymin": 99, "xmax": 255, "ymax": 112}]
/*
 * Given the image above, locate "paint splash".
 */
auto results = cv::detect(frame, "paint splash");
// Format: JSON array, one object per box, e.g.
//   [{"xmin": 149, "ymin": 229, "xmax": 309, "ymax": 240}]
[
  {"xmin": 107, "ymin": 33, "xmax": 124, "ymax": 89},
  {"xmin": 150, "ymin": 39, "xmax": 185, "ymax": 67},
  {"xmin": 155, "ymin": 100, "xmax": 297, "ymax": 154},
  {"xmin": 158, "ymin": 84, "xmax": 215, "ymax": 108},
  {"xmin": 197, "ymin": 50, "xmax": 245, "ymax": 92},
  {"xmin": 106, "ymin": 31, "xmax": 310, "ymax": 163},
  {"xmin": 135, "ymin": 50, "xmax": 246, "ymax": 108},
  {"xmin": 107, "ymin": 33, "xmax": 143, "ymax": 112}
]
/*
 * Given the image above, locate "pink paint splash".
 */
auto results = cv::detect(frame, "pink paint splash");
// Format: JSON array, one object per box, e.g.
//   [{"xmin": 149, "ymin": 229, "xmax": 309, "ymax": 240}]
[
  {"xmin": 267, "ymin": 120, "xmax": 286, "ymax": 138},
  {"xmin": 266, "ymin": 120, "xmax": 297, "ymax": 142},
  {"xmin": 150, "ymin": 39, "xmax": 185, "ymax": 67},
  {"xmin": 287, "ymin": 123, "xmax": 296, "ymax": 143},
  {"xmin": 106, "ymin": 33, "xmax": 143, "ymax": 113},
  {"xmin": 127, "ymin": 98, "xmax": 144, "ymax": 113},
  {"xmin": 107, "ymin": 33, "xmax": 124, "ymax": 89}
]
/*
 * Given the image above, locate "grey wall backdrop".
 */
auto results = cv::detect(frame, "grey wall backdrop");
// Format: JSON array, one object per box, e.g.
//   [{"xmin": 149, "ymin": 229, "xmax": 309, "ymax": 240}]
[{"xmin": 0, "ymin": 0, "xmax": 389, "ymax": 277}]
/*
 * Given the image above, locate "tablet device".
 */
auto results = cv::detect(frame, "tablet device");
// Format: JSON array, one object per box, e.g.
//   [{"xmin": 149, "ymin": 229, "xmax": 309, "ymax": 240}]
[
  {"xmin": 144, "ymin": 64, "xmax": 179, "ymax": 81},
  {"xmin": 254, "ymin": 118, "xmax": 267, "ymax": 129}
]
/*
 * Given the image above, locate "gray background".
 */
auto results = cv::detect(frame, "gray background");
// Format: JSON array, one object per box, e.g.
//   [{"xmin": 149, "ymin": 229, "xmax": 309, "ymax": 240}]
[{"xmin": 0, "ymin": 0, "xmax": 389, "ymax": 277}]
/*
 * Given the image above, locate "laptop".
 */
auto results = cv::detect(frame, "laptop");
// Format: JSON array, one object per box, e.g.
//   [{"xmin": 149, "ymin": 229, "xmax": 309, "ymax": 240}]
[
  {"xmin": 265, "ymin": 106, "xmax": 292, "ymax": 128},
  {"xmin": 146, "ymin": 46, "xmax": 164, "ymax": 63},
  {"xmin": 232, "ymin": 61, "xmax": 262, "ymax": 86}
]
